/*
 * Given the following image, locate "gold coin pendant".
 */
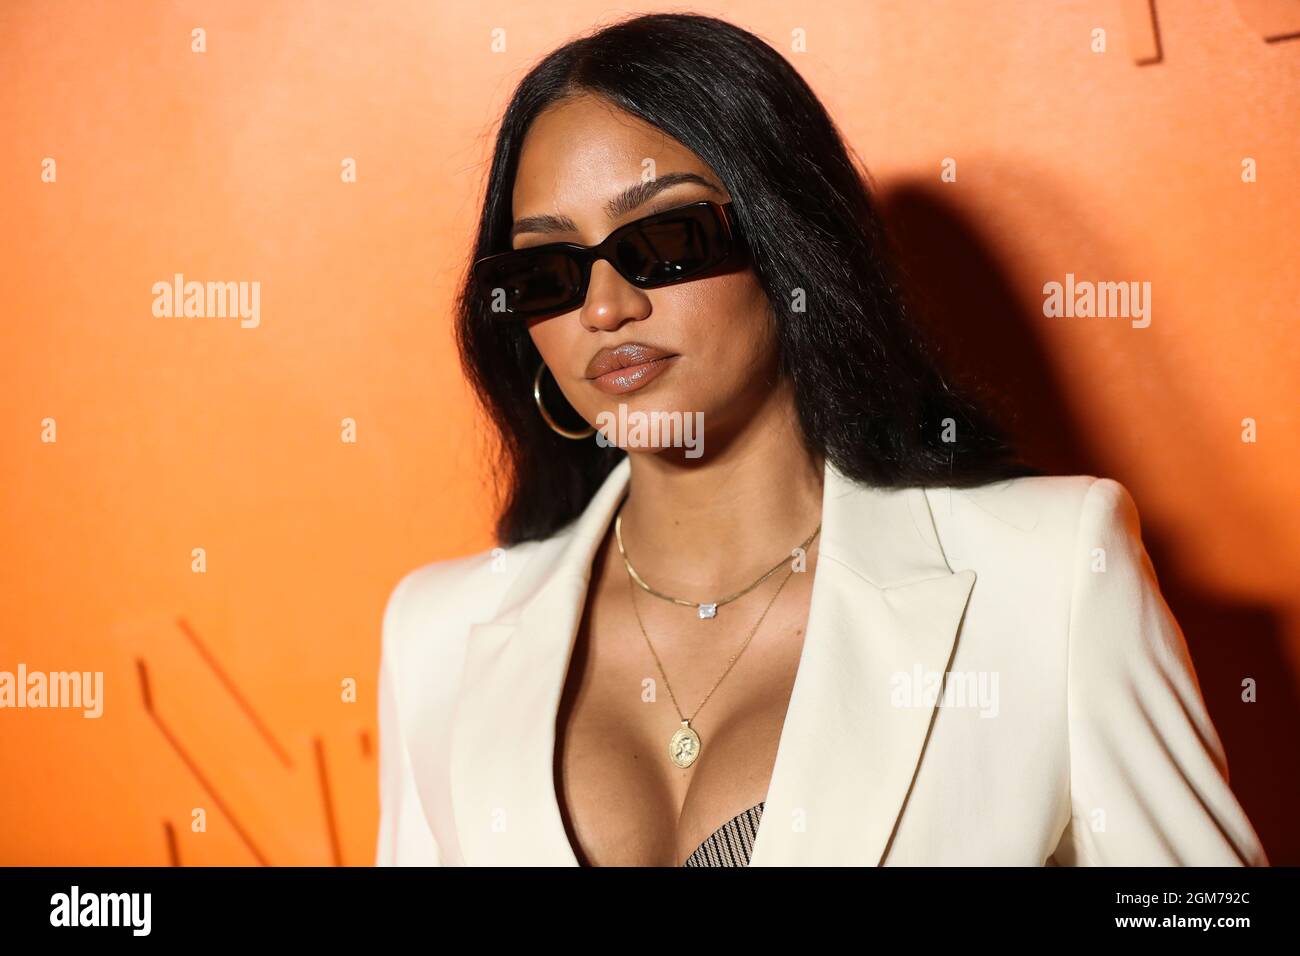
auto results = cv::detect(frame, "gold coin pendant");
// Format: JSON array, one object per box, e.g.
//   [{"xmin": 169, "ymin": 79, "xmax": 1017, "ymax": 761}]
[{"xmin": 669, "ymin": 720, "xmax": 701, "ymax": 769}]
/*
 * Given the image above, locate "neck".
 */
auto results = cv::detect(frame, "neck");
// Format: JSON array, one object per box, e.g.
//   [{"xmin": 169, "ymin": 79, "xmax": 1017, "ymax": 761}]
[{"xmin": 615, "ymin": 380, "xmax": 824, "ymax": 597}]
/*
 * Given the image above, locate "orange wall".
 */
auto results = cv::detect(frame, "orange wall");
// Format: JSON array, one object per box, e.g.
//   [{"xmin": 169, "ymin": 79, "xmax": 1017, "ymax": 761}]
[{"xmin": 1, "ymin": 1, "xmax": 1296, "ymax": 865}]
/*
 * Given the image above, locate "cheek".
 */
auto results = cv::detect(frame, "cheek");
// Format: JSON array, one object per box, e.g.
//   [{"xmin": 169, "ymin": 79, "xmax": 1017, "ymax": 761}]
[
  {"xmin": 665, "ymin": 272, "xmax": 775, "ymax": 370},
  {"xmin": 526, "ymin": 314, "xmax": 582, "ymax": 375}
]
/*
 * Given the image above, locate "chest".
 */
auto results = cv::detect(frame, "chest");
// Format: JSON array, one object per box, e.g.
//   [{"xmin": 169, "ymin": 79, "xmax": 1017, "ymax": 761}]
[{"xmin": 552, "ymin": 554, "xmax": 815, "ymax": 866}]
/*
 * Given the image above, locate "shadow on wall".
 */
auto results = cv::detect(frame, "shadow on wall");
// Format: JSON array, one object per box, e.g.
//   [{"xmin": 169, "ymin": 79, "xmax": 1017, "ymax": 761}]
[{"xmin": 879, "ymin": 181, "xmax": 1297, "ymax": 865}]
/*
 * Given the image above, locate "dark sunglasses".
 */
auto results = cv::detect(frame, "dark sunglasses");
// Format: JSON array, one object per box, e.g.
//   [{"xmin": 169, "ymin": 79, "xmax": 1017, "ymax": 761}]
[{"xmin": 473, "ymin": 200, "xmax": 746, "ymax": 320}]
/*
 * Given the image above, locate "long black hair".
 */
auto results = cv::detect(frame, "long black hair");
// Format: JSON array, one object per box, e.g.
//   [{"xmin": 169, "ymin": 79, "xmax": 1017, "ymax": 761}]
[{"xmin": 456, "ymin": 12, "xmax": 1038, "ymax": 546}]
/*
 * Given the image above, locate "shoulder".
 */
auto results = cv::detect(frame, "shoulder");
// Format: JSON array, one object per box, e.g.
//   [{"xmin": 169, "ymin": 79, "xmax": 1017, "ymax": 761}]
[
  {"xmin": 922, "ymin": 474, "xmax": 1152, "ymax": 585},
  {"xmin": 380, "ymin": 539, "xmax": 548, "ymax": 666},
  {"xmin": 926, "ymin": 474, "xmax": 1142, "ymax": 545},
  {"xmin": 383, "ymin": 548, "xmax": 497, "ymax": 632}
]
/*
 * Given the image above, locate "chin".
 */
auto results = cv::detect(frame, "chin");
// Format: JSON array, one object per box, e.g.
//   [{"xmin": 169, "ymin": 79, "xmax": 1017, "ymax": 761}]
[{"xmin": 590, "ymin": 391, "xmax": 710, "ymax": 459}]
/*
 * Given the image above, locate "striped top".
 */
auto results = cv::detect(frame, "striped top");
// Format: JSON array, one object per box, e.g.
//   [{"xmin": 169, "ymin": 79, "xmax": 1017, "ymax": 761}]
[{"xmin": 682, "ymin": 802, "xmax": 765, "ymax": 867}]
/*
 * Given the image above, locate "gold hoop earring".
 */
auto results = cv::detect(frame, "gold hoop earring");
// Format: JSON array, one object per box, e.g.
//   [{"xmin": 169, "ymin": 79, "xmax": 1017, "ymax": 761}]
[{"xmin": 534, "ymin": 361, "xmax": 595, "ymax": 439}]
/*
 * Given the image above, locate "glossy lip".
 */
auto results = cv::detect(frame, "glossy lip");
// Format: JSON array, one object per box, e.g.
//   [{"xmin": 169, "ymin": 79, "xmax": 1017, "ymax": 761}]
[{"xmin": 585, "ymin": 342, "xmax": 679, "ymax": 395}]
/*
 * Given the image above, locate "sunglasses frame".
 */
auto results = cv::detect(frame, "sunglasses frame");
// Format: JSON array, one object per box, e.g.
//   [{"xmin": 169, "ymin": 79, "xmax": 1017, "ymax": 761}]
[{"xmin": 473, "ymin": 199, "xmax": 745, "ymax": 320}]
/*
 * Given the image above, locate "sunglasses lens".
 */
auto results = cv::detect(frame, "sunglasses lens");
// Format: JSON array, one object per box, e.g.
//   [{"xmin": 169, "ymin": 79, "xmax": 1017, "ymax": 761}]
[
  {"xmin": 476, "ymin": 203, "xmax": 740, "ymax": 319},
  {"xmin": 478, "ymin": 250, "xmax": 582, "ymax": 317},
  {"xmin": 615, "ymin": 206, "xmax": 730, "ymax": 284}
]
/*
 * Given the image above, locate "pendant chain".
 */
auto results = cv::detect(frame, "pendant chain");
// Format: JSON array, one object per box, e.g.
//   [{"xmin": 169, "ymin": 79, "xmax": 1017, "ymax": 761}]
[
  {"xmin": 617, "ymin": 499, "xmax": 822, "ymax": 766},
  {"xmin": 616, "ymin": 507, "xmax": 821, "ymax": 617},
  {"xmin": 626, "ymin": 544, "xmax": 805, "ymax": 727}
]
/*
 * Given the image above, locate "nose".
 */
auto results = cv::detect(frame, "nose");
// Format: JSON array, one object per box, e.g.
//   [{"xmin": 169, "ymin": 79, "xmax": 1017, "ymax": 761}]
[{"xmin": 579, "ymin": 259, "xmax": 650, "ymax": 333}]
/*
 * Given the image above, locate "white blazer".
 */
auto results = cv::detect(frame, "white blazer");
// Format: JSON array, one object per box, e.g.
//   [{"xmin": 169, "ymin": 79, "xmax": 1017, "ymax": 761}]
[{"xmin": 375, "ymin": 455, "xmax": 1268, "ymax": 866}]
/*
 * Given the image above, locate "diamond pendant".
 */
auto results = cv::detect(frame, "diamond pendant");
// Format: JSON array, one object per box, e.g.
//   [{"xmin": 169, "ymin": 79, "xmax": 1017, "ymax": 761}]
[
  {"xmin": 697, "ymin": 603, "xmax": 718, "ymax": 620},
  {"xmin": 669, "ymin": 719, "xmax": 701, "ymax": 768}
]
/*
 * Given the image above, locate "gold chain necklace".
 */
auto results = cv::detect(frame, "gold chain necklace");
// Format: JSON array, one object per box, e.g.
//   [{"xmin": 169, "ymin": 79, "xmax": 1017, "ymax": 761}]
[
  {"xmin": 615, "ymin": 508, "xmax": 821, "ymax": 620},
  {"xmin": 625, "ymin": 540, "xmax": 815, "ymax": 769}
]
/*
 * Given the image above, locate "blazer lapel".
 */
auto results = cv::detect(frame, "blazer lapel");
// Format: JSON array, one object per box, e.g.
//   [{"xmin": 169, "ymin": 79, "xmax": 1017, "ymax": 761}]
[
  {"xmin": 445, "ymin": 455, "xmax": 975, "ymax": 866},
  {"xmin": 448, "ymin": 458, "xmax": 632, "ymax": 866},
  {"xmin": 747, "ymin": 464, "xmax": 976, "ymax": 865}
]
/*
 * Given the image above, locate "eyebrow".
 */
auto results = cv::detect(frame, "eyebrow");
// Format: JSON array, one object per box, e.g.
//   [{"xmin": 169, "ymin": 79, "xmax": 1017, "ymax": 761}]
[{"xmin": 510, "ymin": 172, "xmax": 724, "ymax": 241}]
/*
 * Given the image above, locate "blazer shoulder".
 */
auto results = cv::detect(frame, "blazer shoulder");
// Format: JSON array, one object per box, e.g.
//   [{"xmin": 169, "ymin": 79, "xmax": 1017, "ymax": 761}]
[
  {"xmin": 381, "ymin": 542, "xmax": 537, "ymax": 662},
  {"xmin": 927, "ymin": 473, "xmax": 1134, "ymax": 537},
  {"xmin": 923, "ymin": 474, "xmax": 1152, "ymax": 578}
]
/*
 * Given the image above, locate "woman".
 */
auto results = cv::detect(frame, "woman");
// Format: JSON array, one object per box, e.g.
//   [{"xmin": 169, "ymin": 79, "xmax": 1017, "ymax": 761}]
[{"xmin": 376, "ymin": 13, "xmax": 1267, "ymax": 867}]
